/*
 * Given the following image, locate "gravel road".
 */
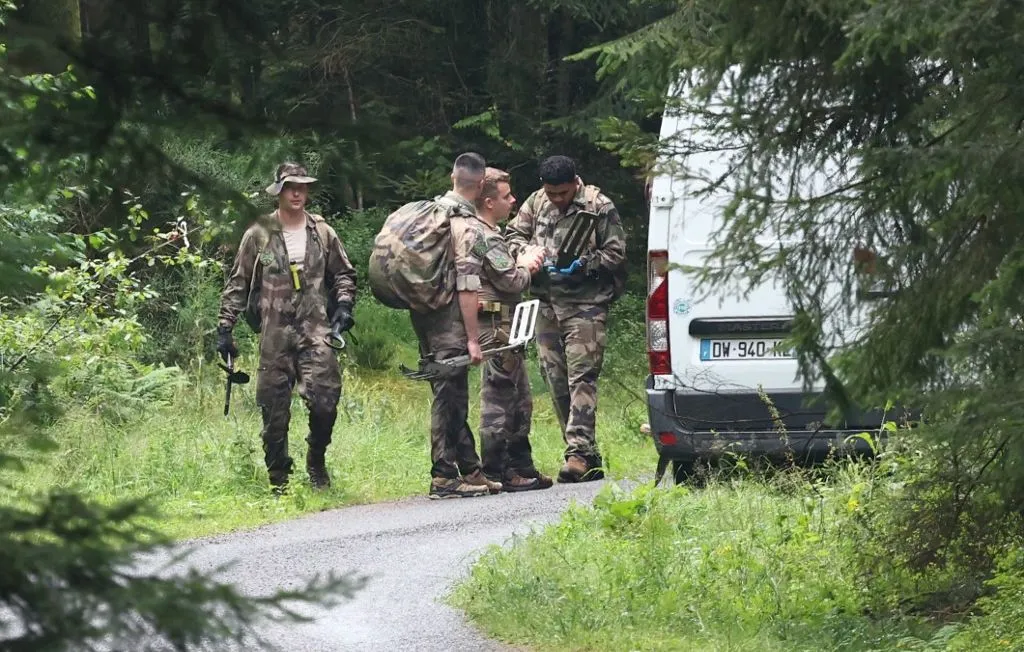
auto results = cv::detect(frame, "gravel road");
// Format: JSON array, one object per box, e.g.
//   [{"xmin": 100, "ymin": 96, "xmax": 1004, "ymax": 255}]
[{"xmin": 160, "ymin": 479, "xmax": 615, "ymax": 652}]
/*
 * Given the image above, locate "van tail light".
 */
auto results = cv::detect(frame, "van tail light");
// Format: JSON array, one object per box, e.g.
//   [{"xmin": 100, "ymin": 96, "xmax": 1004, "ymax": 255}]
[
  {"xmin": 647, "ymin": 250, "xmax": 671, "ymax": 375},
  {"xmin": 657, "ymin": 432, "xmax": 678, "ymax": 446}
]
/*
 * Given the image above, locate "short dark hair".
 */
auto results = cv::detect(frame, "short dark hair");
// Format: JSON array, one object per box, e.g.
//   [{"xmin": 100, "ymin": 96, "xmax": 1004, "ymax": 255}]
[
  {"xmin": 452, "ymin": 152, "xmax": 487, "ymax": 190},
  {"xmin": 538, "ymin": 155, "xmax": 576, "ymax": 185}
]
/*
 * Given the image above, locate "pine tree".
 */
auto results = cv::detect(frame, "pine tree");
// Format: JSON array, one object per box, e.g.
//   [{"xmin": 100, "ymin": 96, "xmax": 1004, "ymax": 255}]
[
  {"xmin": 0, "ymin": 4, "xmax": 363, "ymax": 648},
  {"xmin": 575, "ymin": 0, "xmax": 1024, "ymax": 576}
]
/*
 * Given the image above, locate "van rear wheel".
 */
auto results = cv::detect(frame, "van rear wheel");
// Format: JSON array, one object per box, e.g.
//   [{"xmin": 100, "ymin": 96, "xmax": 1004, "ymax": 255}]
[
  {"xmin": 672, "ymin": 459, "xmax": 708, "ymax": 487},
  {"xmin": 671, "ymin": 459, "xmax": 694, "ymax": 484}
]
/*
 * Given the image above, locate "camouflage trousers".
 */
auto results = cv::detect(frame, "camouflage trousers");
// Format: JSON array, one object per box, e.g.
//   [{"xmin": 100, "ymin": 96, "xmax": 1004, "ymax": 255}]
[
  {"xmin": 536, "ymin": 302, "xmax": 608, "ymax": 463},
  {"xmin": 478, "ymin": 312, "xmax": 537, "ymax": 481},
  {"xmin": 255, "ymin": 324, "xmax": 342, "ymax": 475},
  {"xmin": 410, "ymin": 300, "xmax": 482, "ymax": 480}
]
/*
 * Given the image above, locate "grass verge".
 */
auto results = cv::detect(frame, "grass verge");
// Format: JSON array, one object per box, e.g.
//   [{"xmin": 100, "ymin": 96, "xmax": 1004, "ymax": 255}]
[
  {"xmin": 1, "ymin": 299, "xmax": 653, "ymax": 541},
  {"xmin": 449, "ymin": 466, "xmax": 967, "ymax": 651}
]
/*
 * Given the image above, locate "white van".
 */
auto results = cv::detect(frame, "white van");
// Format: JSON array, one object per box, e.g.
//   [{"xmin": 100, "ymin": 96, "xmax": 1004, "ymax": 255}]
[{"xmin": 644, "ymin": 74, "xmax": 885, "ymax": 483}]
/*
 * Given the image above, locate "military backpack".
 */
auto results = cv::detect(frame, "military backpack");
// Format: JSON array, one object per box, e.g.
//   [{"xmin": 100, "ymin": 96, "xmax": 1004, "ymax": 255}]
[{"xmin": 367, "ymin": 194, "xmax": 472, "ymax": 313}]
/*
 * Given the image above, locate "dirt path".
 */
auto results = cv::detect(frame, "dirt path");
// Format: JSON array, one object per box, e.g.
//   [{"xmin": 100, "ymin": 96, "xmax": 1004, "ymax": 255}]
[{"xmin": 160, "ymin": 480, "xmax": 612, "ymax": 651}]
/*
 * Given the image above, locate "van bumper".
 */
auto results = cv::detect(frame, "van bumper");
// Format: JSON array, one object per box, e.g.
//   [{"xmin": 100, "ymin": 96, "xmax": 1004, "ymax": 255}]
[{"xmin": 645, "ymin": 376, "xmax": 888, "ymax": 463}]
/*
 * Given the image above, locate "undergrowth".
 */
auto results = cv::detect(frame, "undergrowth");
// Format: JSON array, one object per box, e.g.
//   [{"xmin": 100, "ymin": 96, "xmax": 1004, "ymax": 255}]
[
  {"xmin": 450, "ymin": 434, "xmax": 1024, "ymax": 651},
  {"xmin": 1, "ymin": 290, "xmax": 652, "ymax": 541}
]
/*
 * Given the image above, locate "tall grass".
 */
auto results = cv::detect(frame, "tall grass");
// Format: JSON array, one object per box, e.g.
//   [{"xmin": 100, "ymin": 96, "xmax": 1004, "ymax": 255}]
[
  {"xmin": 3, "ymin": 293, "xmax": 654, "ymax": 540},
  {"xmin": 2, "ymin": 130, "xmax": 656, "ymax": 539},
  {"xmin": 450, "ymin": 417, "xmax": 1024, "ymax": 652},
  {"xmin": 450, "ymin": 466, "xmax": 948, "ymax": 651}
]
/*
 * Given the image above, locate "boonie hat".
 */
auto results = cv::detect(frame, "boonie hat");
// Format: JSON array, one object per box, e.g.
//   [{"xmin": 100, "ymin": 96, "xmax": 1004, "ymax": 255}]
[{"xmin": 265, "ymin": 162, "xmax": 317, "ymax": 196}]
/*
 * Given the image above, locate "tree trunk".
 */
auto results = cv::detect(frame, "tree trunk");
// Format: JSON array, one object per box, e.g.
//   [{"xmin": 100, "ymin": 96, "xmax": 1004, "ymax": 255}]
[
  {"xmin": 132, "ymin": 4, "xmax": 150, "ymax": 67},
  {"xmin": 32, "ymin": 0, "xmax": 81, "ymax": 43},
  {"xmin": 240, "ymin": 56, "xmax": 262, "ymax": 107},
  {"xmin": 544, "ymin": 7, "xmax": 576, "ymax": 119},
  {"xmin": 555, "ymin": 8, "xmax": 575, "ymax": 116},
  {"xmin": 7, "ymin": 0, "xmax": 82, "ymax": 73},
  {"xmin": 344, "ymin": 67, "xmax": 364, "ymax": 211}
]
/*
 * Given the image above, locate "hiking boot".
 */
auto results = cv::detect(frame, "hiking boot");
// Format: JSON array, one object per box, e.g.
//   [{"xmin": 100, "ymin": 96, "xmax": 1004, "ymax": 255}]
[
  {"xmin": 269, "ymin": 470, "xmax": 290, "ymax": 496},
  {"xmin": 557, "ymin": 455, "xmax": 605, "ymax": 483},
  {"xmin": 501, "ymin": 472, "xmax": 541, "ymax": 492},
  {"xmin": 517, "ymin": 467, "xmax": 553, "ymax": 489},
  {"xmin": 429, "ymin": 477, "xmax": 490, "ymax": 500},
  {"xmin": 306, "ymin": 450, "xmax": 331, "ymax": 490},
  {"xmin": 462, "ymin": 469, "xmax": 502, "ymax": 494}
]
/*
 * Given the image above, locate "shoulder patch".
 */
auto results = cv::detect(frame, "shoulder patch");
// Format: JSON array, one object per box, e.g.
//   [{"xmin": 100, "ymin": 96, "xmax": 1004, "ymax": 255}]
[
  {"xmin": 470, "ymin": 235, "xmax": 490, "ymax": 259},
  {"xmin": 490, "ymin": 248, "xmax": 512, "ymax": 269}
]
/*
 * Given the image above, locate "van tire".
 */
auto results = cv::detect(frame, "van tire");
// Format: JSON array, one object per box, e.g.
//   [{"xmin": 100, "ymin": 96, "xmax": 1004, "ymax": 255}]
[{"xmin": 672, "ymin": 459, "xmax": 706, "ymax": 487}]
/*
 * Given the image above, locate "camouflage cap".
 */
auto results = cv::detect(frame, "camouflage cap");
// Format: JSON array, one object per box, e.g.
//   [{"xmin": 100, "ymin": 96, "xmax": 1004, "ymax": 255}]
[{"xmin": 265, "ymin": 162, "xmax": 318, "ymax": 196}]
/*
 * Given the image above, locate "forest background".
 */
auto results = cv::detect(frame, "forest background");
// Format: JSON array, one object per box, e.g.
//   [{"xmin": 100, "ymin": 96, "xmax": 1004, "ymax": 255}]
[{"xmin": 3, "ymin": 1, "xmax": 1024, "ymax": 650}]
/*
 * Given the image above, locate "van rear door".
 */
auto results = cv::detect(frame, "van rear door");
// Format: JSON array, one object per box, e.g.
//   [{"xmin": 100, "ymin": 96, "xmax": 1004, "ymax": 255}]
[{"xmin": 649, "ymin": 108, "xmax": 803, "ymax": 397}]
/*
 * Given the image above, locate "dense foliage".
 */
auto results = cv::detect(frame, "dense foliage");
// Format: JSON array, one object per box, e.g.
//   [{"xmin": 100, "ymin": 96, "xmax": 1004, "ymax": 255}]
[
  {"xmin": 4, "ymin": 0, "xmax": 655, "ymax": 240},
  {"xmin": 6, "ymin": 0, "xmax": 1024, "ymax": 646},
  {"xmin": 1, "ymin": 2, "xmax": 372, "ymax": 647},
  {"xmin": 1, "ymin": 0, "xmax": 657, "ymax": 647},
  {"xmin": 570, "ymin": 0, "xmax": 1024, "ymax": 619}
]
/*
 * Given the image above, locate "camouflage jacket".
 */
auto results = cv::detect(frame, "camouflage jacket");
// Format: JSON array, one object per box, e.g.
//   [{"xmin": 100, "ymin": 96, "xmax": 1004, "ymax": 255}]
[
  {"xmin": 218, "ymin": 210, "xmax": 357, "ymax": 343},
  {"xmin": 506, "ymin": 180, "xmax": 627, "ymax": 309},
  {"xmin": 471, "ymin": 217, "xmax": 532, "ymax": 305},
  {"xmin": 442, "ymin": 191, "xmax": 485, "ymax": 293}
]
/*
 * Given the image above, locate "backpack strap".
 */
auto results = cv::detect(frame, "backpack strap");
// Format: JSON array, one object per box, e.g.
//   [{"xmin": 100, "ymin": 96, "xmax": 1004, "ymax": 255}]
[
  {"xmin": 432, "ymin": 195, "xmax": 469, "ymax": 277},
  {"xmin": 306, "ymin": 212, "xmax": 334, "ymax": 258},
  {"xmin": 250, "ymin": 222, "xmax": 270, "ymax": 288},
  {"xmin": 583, "ymin": 184, "xmax": 603, "ymax": 214},
  {"xmin": 434, "ymin": 194, "xmax": 457, "ymax": 216},
  {"xmin": 581, "ymin": 185, "xmax": 605, "ymax": 251}
]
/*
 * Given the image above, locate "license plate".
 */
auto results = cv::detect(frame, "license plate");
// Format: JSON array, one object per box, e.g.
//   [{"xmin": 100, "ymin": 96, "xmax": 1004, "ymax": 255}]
[{"xmin": 699, "ymin": 338, "xmax": 794, "ymax": 361}]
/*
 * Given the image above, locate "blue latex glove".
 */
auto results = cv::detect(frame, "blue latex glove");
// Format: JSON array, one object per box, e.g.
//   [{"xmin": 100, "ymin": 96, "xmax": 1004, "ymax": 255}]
[
  {"xmin": 560, "ymin": 258, "xmax": 583, "ymax": 275},
  {"xmin": 546, "ymin": 258, "xmax": 583, "ymax": 275}
]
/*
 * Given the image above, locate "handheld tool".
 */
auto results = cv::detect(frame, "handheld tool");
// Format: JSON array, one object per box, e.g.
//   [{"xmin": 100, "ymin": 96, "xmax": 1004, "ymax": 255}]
[
  {"xmin": 219, "ymin": 353, "xmax": 250, "ymax": 416},
  {"xmin": 326, "ymin": 324, "xmax": 358, "ymax": 351},
  {"xmin": 548, "ymin": 210, "xmax": 598, "ymax": 272},
  {"xmin": 400, "ymin": 299, "xmax": 540, "ymax": 381}
]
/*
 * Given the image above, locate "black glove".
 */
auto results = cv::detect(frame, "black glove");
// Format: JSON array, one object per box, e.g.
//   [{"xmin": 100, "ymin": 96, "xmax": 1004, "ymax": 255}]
[
  {"xmin": 331, "ymin": 302, "xmax": 355, "ymax": 333},
  {"xmin": 216, "ymin": 325, "xmax": 237, "ymax": 363}
]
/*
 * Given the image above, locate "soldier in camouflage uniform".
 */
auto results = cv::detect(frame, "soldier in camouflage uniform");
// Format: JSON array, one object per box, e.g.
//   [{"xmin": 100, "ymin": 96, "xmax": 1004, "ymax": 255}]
[
  {"xmin": 470, "ymin": 168, "xmax": 550, "ymax": 491},
  {"xmin": 217, "ymin": 162, "xmax": 358, "ymax": 494},
  {"xmin": 411, "ymin": 152, "xmax": 503, "ymax": 499},
  {"xmin": 506, "ymin": 155, "xmax": 627, "ymax": 483}
]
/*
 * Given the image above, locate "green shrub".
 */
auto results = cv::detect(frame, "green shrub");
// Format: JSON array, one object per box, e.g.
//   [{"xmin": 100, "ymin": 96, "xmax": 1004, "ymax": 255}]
[
  {"xmin": 945, "ymin": 547, "xmax": 1024, "ymax": 650},
  {"xmin": 135, "ymin": 257, "xmax": 236, "ymax": 369},
  {"xmin": 328, "ymin": 207, "xmax": 389, "ymax": 284},
  {"xmin": 604, "ymin": 290, "xmax": 647, "ymax": 382},
  {"xmin": 348, "ymin": 329, "xmax": 397, "ymax": 371},
  {"xmin": 452, "ymin": 467, "xmax": 943, "ymax": 651},
  {"xmin": 834, "ymin": 424, "xmax": 1024, "ymax": 619},
  {"xmin": 345, "ymin": 299, "xmax": 415, "ymax": 371}
]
